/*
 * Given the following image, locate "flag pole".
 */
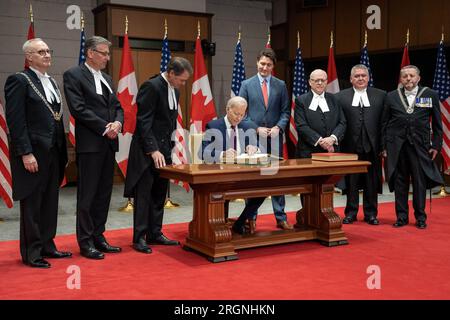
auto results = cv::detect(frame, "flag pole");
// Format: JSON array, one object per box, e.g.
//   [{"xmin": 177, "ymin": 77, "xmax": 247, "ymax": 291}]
[
  {"xmin": 163, "ymin": 18, "xmax": 181, "ymax": 209},
  {"xmin": 118, "ymin": 15, "xmax": 135, "ymax": 213}
]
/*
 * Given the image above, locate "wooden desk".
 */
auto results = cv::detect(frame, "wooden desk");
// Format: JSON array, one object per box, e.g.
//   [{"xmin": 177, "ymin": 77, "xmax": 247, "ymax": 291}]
[{"xmin": 159, "ymin": 159, "xmax": 370, "ymax": 262}]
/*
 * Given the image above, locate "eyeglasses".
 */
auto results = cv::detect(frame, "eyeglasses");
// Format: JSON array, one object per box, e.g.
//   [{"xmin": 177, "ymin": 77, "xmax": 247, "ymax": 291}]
[
  {"xmin": 310, "ymin": 78, "xmax": 327, "ymax": 84},
  {"xmin": 93, "ymin": 49, "xmax": 111, "ymax": 57},
  {"xmin": 29, "ymin": 49, "xmax": 53, "ymax": 56}
]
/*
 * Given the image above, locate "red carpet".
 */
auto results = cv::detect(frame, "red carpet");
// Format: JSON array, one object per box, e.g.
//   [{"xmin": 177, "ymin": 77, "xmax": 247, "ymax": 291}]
[{"xmin": 1, "ymin": 198, "xmax": 450, "ymax": 300}]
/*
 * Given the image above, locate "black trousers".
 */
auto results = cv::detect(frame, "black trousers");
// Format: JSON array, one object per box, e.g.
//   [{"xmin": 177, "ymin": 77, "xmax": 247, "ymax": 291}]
[
  {"xmin": 132, "ymin": 166, "xmax": 168, "ymax": 243},
  {"xmin": 19, "ymin": 148, "xmax": 59, "ymax": 263},
  {"xmin": 394, "ymin": 143, "xmax": 427, "ymax": 222},
  {"xmin": 235, "ymin": 197, "xmax": 266, "ymax": 227},
  {"xmin": 76, "ymin": 147, "xmax": 114, "ymax": 249},
  {"xmin": 344, "ymin": 152, "xmax": 378, "ymax": 218}
]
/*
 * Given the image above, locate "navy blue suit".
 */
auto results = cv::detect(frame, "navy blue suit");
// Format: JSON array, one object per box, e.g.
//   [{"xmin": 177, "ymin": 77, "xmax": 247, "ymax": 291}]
[
  {"xmin": 239, "ymin": 74, "xmax": 290, "ymax": 222},
  {"xmin": 201, "ymin": 117, "xmax": 257, "ymax": 163}
]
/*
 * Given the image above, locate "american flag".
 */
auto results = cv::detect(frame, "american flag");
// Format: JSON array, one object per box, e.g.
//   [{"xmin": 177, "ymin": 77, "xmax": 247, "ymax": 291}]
[
  {"xmin": 231, "ymin": 39, "xmax": 245, "ymax": 97},
  {"xmin": 432, "ymin": 40, "xmax": 450, "ymax": 170},
  {"xmin": 160, "ymin": 35, "xmax": 190, "ymax": 192},
  {"xmin": 359, "ymin": 45, "xmax": 374, "ymax": 87},
  {"xmin": 160, "ymin": 35, "xmax": 171, "ymax": 73},
  {"xmin": 68, "ymin": 24, "xmax": 86, "ymax": 147},
  {"xmin": 0, "ymin": 100, "xmax": 13, "ymax": 208},
  {"xmin": 289, "ymin": 46, "xmax": 308, "ymax": 145}
]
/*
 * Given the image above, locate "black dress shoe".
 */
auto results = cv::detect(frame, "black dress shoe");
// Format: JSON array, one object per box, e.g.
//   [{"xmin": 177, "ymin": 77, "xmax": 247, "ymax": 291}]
[
  {"xmin": 342, "ymin": 216, "xmax": 357, "ymax": 224},
  {"xmin": 393, "ymin": 220, "xmax": 408, "ymax": 228},
  {"xmin": 133, "ymin": 239, "xmax": 152, "ymax": 254},
  {"xmin": 25, "ymin": 258, "xmax": 51, "ymax": 268},
  {"xmin": 416, "ymin": 221, "xmax": 427, "ymax": 229},
  {"xmin": 94, "ymin": 241, "xmax": 122, "ymax": 253},
  {"xmin": 147, "ymin": 234, "xmax": 180, "ymax": 246},
  {"xmin": 42, "ymin": 250, "xmax": 72, "ymax": 259},
  {"xmin": 80, "ymin": 247, "xmax": 105, "ymax": 260},
  {"xmin": 231, "ymin": 222, "xmax": 247, "ymax": 235},
  {"xmin": 364, "ymin": 217, "xmax": 380, "ymax": 225}
]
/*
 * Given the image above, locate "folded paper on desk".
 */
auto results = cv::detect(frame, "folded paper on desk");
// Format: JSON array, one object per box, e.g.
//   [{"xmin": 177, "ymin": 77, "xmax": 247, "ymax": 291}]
[{"xmin": 311, "ymin": 152, "xmax": 358, "ymax": 161}]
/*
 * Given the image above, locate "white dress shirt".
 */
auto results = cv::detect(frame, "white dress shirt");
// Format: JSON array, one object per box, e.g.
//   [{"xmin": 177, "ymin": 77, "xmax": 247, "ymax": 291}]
[
  {"xmin": 29, "ymin": 67, "xmax": 60, "ymax": 104},
  {"xmin": 219, "ymin": 116, "xmax": 241, "ymax": 158},
  {"xmin": 309, "ymin": 91, "xmax": 330, "ymax": 112},
  {"xmin": 405, "ymin": 86, "xmax": 419, "ymax": 106},
  {"xmin": 352, "ymin": 87, "xmax": 371, "ymax": 107},
  {"xmin": 161, "ymin": 72, "xmax": 178, "ymax": 110},
  {"xmin": 84, "ymin": 62, "xmax": 113, "ymax": 95}
]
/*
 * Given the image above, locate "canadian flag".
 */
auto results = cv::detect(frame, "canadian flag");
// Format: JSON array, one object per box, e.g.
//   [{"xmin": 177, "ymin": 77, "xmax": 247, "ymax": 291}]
[
  {"xmin": 190, "ymin": 37, "xmax": 217, "ymax": 133},
  {"xmin": 116, "ymin": 33, "xmax": 138, "ymax": 176},
  {"xmin": 326, "ymin": 45, "xmax": 340, "ymax": 94},
  {"xmin": 399, "ymin": 43, "xmax": 410, "ymax": 85}
]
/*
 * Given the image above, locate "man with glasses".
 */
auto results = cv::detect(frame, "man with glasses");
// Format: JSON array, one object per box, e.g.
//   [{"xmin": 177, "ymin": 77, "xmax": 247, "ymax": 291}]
[
  {"xmin": 294, "ymin": 69, "xmax": 346, "ymax": 158},
  {"xmin": 64, "ymin": 36, "xmax": 124, "ymax": 259},
  {"xmin": 4, "ymin": 38, "xmax": 71, "ymax": 268},
  {"xmin": 124, "ymin": 57, "xmax": 192, "ymax": 254},
  {"xmin": 335, "ymin": 64, "xmax": 386, "ymax": 225}
]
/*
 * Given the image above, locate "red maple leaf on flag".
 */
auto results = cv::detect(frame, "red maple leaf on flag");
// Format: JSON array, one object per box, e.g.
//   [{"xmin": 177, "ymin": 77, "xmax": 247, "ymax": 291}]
[{"xmin": 117, "ymin": 87, "xmax": 136, "ymax": 134}]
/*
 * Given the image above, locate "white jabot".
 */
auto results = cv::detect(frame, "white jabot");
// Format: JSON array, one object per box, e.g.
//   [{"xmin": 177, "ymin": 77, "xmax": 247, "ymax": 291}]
[
  {"xmin": 161, "ymin": 72, "xmax": 178, "ymax": 110},
  {"xmin": 84, "ymin": 62, "xmax": 113, "ymax": 95},
  {"xmin": 405, "ymin": 86, "xmax": 419, "ymax": 106},
  {"xmin": 352, "ymin": 87, "xmax": 370, "ymax": 107},
  {"xmin": 29, "ymin": 67, "xmax": 60, "ymax": 104},
  {"xmin": 308, "ymin": 91, "xmax": 329, "ymax": 112}
]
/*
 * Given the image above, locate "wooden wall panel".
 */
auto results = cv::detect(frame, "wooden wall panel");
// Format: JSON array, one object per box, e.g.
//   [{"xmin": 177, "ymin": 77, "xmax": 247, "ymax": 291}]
[
  {"xmin": 287, "ymin": 0, "xmax": 311, "ymax": 59},
  {"xmin": 335, "ymin": 0, "xmax": 360, "ymax": 55},
  {"xmin": 311, "ymin": 0, "xmax": 335, "ymax": 58},
  {"xmin": 388, "ymin": 0, "xmax": 419, "ymax": 48},
  {"xmin": 445, "ymin": 1, "xmax": 450, "ymax": 43},
  {"xmin": 111, "ymin": 8, "xmax": 210, "ymax": 41},
  {"xmin": 418, "ymin": 0, "xmax": 445, "ymax": 45},
  {"xmin": 360, "ymin": 0, "xmax": 388, "ymax": 51}
]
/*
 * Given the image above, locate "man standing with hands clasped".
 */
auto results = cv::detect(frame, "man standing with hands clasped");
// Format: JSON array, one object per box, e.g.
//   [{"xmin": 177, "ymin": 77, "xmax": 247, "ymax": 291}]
[
  {"xmin": 381, "ymin": 65, "xmax": 443, "ymax": 229},
  {"xmin": 64, "ymin": 36, "xmax": 124, "ymax": 259}
]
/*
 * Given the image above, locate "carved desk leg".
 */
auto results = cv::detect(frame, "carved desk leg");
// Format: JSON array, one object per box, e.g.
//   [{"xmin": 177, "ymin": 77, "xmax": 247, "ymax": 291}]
[
  {"xmin": 184, "ymin": 186, "xmax": 238, "ymax": 262},
  {"xmin": 316, "ymin": 183, "xmax": 348, "ymax": 246}
]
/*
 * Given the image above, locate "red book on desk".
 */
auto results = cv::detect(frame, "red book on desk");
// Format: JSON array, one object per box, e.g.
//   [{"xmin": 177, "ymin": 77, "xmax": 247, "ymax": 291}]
[{"xmin": 311, "ymin": 152, "xmax": 358, "ymax": 161}]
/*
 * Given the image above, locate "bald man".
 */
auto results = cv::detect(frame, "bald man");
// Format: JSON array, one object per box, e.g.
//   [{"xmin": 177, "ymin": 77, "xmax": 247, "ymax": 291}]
[{"xmin": 294, "ymin": 69, "xmax": 346, "ymax": 158}]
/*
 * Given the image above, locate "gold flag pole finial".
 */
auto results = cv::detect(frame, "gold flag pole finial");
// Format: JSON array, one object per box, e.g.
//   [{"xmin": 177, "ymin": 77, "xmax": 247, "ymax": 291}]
[
  {"xmin": 406, "ymin": 28, "xmax": 410, "ymax": 45},
  {"xmin": 442, "ymin": 25, "xmax": 445, "ymax": 42},
  {"xmin": 197, "ymin": 20, "xmax": 201, "ymax": 39},
  {"xmin": 125, "ymin": 15, "xmax": 128, "ymax": 34},
  {"xmin": 297, "ymin": 30, "xmax": 300, "ymax": 48},
  {"xmin": 238, "ymin": 25, "xmax": 241, "ymax": 41},
  {"xmin": 364, "ymin": 30, "xmax": 368, "ymax": 47},
  {"xmin": 330, "ymin": 31, "xmax": 334, "ymax": 48},
  {"xmin": 81, "ymin": 11, "xmax": 84, "ymax": 30},
  {"xmin": 29, "ymin": 3, "xmax": 33, "ymax": 23},
  {"xmin": 267, "ymin": 26, "xmax": 271, "ymax": 45},
  {"xmin": 164, "ymin": 18, "xmax": 168, "ymax": 38}
]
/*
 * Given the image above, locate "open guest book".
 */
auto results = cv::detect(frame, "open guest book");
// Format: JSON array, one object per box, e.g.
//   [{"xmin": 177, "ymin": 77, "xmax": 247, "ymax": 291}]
[
  {"xmin": 220, "ymin": 153, "xmax": 282, "ymax": 165},
  {"xmin": 311, "ymin": 152, "xmax": 358, "ymax": 161}
]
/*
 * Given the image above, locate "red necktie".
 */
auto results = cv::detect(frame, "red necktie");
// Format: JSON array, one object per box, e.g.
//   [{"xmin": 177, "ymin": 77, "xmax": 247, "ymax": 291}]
[{"xmin": 262, "ymin": 79, "xmax": 268, "ymax": 108}]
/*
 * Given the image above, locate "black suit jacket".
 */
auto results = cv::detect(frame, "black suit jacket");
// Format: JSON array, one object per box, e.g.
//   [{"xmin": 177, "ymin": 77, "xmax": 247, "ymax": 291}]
[
  {"xmin": 63, "ymin": 64, "xmax": 123, "ymax": 153},
  {"xmin": 4, "ymin": 69, "xmax": 68, "ymax": 200},
  {"xmin": 201, "ymin": 117, "xmax": 258, "ymax": 162},
  {"xmin": 124, "ymin": 74, "xmax": 179, "ymax": 197},
  {"xmin": 381, "ymin": 86, "xmax": 443, "ymax": 191},
  {"xmin": 294, "ymin": 91, "xmax": 346, "ymax": 158},
  {"xmin": 335, "ymin": 87, "xmax": 386, "ymax": 154}
]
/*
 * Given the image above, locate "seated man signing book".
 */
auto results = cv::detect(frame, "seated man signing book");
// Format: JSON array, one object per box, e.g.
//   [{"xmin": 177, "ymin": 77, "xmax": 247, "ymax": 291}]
[{"xmin": 201, "ymin": 96, "xmax": 258, "ymax": 163}]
